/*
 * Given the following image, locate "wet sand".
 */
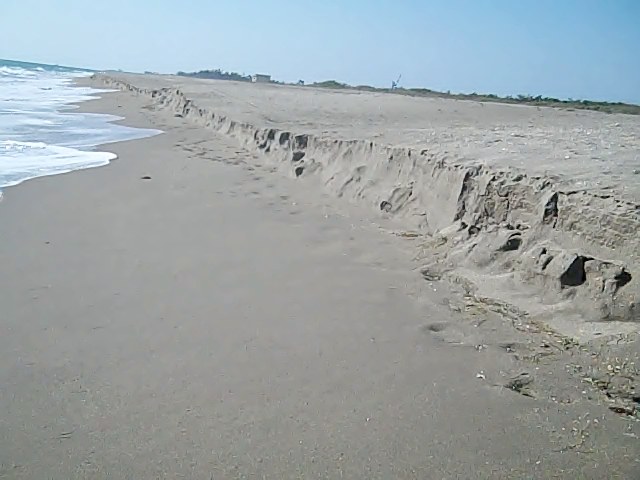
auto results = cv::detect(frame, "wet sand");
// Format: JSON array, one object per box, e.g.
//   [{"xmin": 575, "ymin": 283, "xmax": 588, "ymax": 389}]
[{"xmin": 0, "ymin": 90, "xmax": 638, "ymax": 479}]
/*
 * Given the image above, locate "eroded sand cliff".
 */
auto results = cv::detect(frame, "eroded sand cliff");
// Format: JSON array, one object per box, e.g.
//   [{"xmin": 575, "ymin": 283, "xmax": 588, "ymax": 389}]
[{"xmin": 95, "ymin": 73, "xmax": 640, "ymax": 333}]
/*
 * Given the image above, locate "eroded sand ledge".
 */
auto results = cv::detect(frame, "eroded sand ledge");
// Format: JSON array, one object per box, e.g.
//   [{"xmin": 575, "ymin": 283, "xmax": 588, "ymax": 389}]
[{"xmin": 93, "ymin": 74, "xmax": 639, "ymax": 328}]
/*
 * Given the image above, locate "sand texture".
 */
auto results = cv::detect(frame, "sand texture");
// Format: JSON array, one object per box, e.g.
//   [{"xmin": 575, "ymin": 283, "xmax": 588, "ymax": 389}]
[
  {"xmin": 1, "ymin": 81, "xmax": 639, "ymax": 478},
  {"xmin": 94, "ymin": 73, "xmax": 640, "ymax": 332}
]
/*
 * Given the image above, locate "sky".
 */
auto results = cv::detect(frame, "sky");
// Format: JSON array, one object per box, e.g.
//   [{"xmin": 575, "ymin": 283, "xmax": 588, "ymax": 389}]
[{"xmin": 2, "ymin": 0, "xmax": 639, "ymax": 103}]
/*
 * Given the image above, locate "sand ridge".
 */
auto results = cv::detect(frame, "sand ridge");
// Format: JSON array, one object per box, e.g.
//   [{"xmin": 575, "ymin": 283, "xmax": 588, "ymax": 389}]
[{"xmin": 94, "ymin": 73, "xmax": 640, "ymax": 331}]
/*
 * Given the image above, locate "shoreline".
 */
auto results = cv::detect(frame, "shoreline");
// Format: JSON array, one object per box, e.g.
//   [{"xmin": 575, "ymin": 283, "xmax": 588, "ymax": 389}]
[
  {"xmin": 0, "ymin": 78, "xmax": 160, "ymax": 196},
  {"xmin": 1, "ymin": 78, "xmax": 639, "ymax": 478}
]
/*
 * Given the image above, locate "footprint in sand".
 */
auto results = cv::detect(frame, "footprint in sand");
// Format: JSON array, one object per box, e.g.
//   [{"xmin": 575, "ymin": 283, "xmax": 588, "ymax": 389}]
[
  {"xmin": 421, "ymin": 322, "xmax": 448, "ymax": 334},
  {"xmin": 420, "ymin": 321, "xmax": 485, "ymax": 349}
]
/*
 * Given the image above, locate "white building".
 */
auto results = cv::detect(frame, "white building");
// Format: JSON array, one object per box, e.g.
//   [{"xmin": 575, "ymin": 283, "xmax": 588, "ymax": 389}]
[{"xmin": 251, "ymin": 74, "xmax": 271, "ymax": 83}]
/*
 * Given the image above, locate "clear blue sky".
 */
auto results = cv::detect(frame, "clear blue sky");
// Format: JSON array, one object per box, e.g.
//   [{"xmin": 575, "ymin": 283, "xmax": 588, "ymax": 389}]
[{"xmin": 2, "ymin": 0, "xmax": 639, "ymax": 103}]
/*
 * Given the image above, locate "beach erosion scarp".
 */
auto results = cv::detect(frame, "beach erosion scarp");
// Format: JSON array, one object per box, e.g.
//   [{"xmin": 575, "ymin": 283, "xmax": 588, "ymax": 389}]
[{"xmin": 92, "ymin": 73, "xmax": 640, "ymax": 336}]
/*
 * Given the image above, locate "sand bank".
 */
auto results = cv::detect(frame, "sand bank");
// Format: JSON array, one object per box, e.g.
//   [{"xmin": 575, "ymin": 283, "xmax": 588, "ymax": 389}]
[{"xmin": 94, "ymin": 73, "xmax": 640, "ymax": 333}]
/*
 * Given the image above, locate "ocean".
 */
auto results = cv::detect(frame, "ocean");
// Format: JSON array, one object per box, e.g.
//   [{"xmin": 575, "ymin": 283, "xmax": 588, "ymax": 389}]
[{"xmin": 0, "ymin": 59, "xmax": 160, "ymax": 191}]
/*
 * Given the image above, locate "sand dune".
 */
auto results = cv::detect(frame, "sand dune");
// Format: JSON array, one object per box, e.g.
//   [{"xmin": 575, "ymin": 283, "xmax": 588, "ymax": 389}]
[{"xmin": 95, "ymin": 73, "xmax": 640, "ymax": 332}]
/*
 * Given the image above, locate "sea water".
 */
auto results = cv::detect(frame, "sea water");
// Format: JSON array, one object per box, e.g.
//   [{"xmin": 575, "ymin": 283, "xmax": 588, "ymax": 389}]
[{"xmin": 0, "ymin": 59, "xmax": 160, "ymax": 191}]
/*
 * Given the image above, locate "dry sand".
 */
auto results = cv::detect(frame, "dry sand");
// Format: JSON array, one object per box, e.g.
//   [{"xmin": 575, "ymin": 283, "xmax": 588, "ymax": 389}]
[
  {"xmin": 97, "ymin": 74, "xmax": 640, "ymax": 333},
  {"xmin": 102, "ymin": 73, "xmax": 640, "ymax": 202},
  {"xmin": 0, "ymin": 83, "xmax": 638, "ymax": 478}
]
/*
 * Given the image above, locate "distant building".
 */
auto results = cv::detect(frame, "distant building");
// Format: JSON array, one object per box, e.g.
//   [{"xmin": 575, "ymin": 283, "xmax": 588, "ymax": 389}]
[{"xmin": 251, "ymin": 74, "xmax": 271, "ymax": 83}]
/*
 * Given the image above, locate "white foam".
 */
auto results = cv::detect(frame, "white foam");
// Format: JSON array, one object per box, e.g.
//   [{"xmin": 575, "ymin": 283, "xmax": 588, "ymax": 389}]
[
  {"xmin": 0, "ymin": 74, "xmax": 111, "ymax": 113},
  {"xmin": 0, "ymin": 66, "xmax": 39, "ymax": 77},
  {"xmin": 0, "ymin": 140, "xmax": 116, "ymax": 188},
  {"xmin": 0, "ymin": 62, "xmax": 160, "ymax": 190}
]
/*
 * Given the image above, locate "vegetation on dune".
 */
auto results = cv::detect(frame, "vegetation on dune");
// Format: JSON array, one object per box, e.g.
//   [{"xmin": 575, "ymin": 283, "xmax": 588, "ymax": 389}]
[
  {"xmin": 177, "ymin": 69, "xmax": 251, "ymax": 82},
  {"xmin": 310, "ymin": 80, "xmax": 350, "ymax": 89},
  {"xmin": 309, "ymin": 81, "xmax": 640, "ymax": 115},
  {"xmin": 174, "ymin": 70, "xmax": 639, "ymax": 115}
]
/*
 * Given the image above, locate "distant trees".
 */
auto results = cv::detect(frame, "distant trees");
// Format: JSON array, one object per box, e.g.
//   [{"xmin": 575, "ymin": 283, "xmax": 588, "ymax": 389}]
[
  {"xmin": 311, "ymin": 80, "xmax": 350, "ymax": 89},
  {"xmin": 177, "ymin": 69, "xmax": 251, "ymax": 82}
]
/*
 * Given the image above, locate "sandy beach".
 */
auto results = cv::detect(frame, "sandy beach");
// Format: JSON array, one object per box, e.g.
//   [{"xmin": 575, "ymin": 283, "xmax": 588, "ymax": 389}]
[
  {"xmin": 98, "ymin": 74, "xmax": 640, "ymax": 331},
  {"xmin": 0, "ymin": 82, "xmax": 639, "ymax": 478}
]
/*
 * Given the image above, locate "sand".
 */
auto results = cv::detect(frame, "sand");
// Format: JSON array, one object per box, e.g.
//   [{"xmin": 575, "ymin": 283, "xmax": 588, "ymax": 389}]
[
  {"xmin": 95, "ymin": 74, "xmax": 640, "ymax": 333},
  {"xmin": 0, "ymin": 83, "xmax": 638, "ymax": 478},
  {"xmin": 100, "ymin": 73, "xmax": 640, "ymax": 201}
]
